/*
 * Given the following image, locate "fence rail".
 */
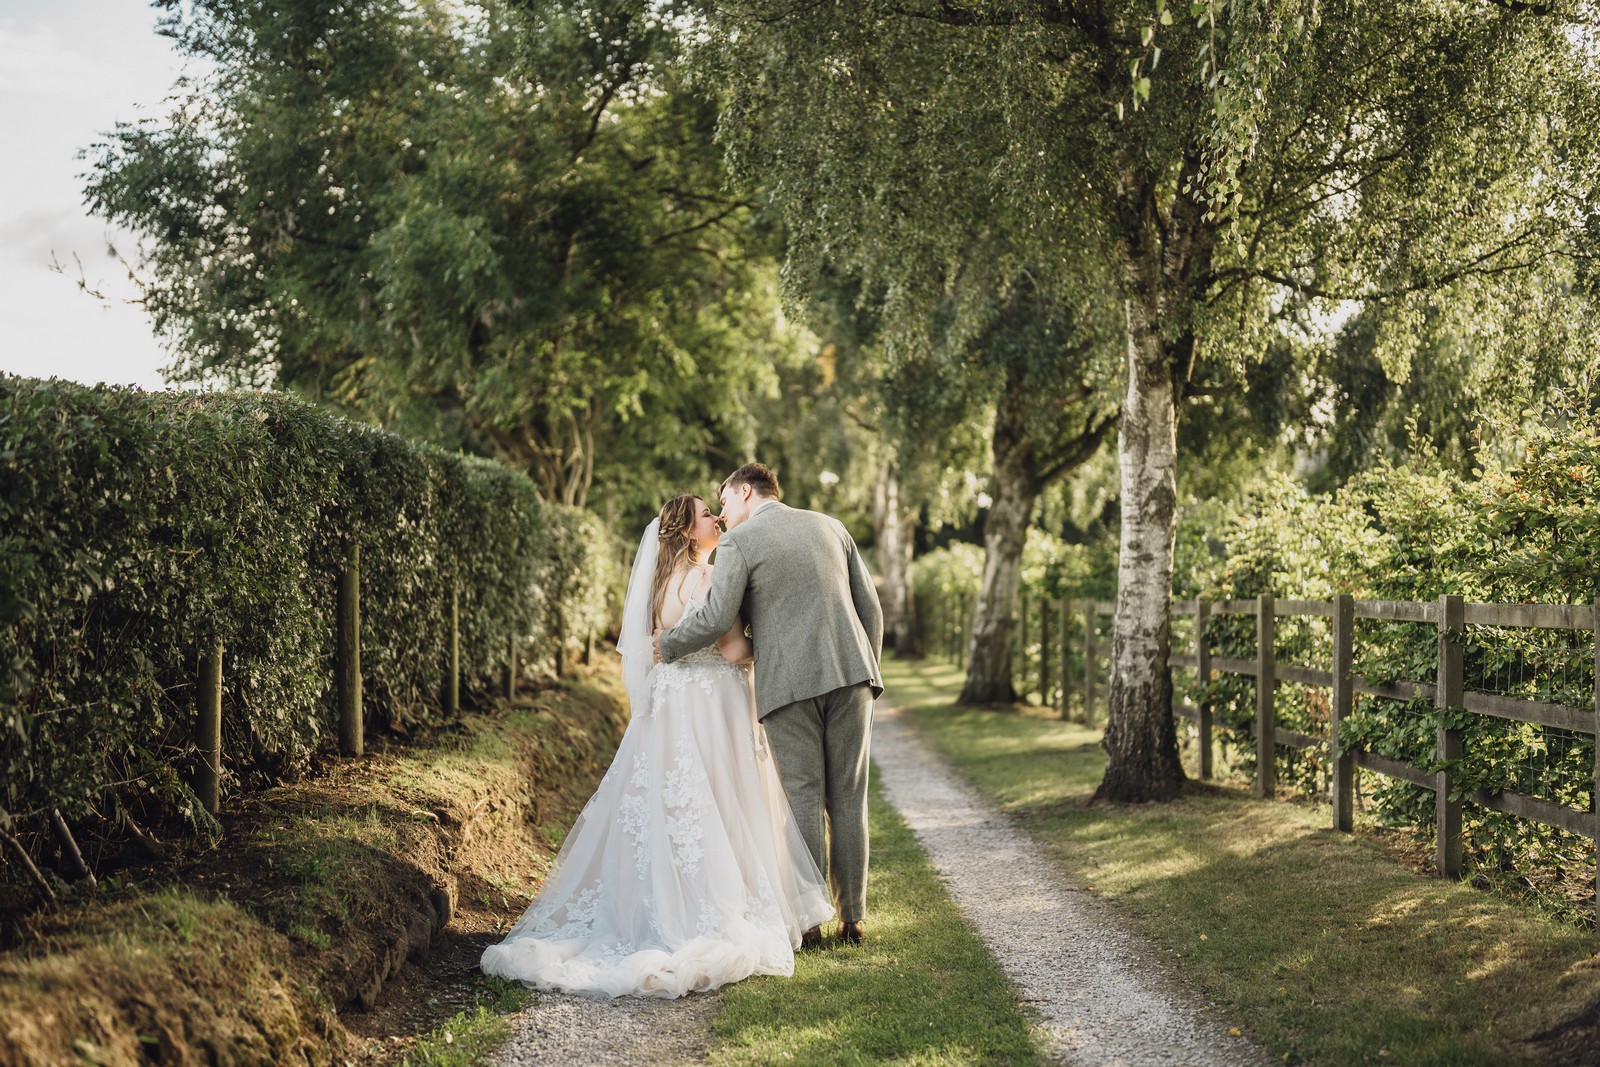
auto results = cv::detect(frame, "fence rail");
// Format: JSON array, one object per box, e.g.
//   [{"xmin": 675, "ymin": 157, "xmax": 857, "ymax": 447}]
[{"xmin": 917, "ymin": 587, "xmax": 1600, "ymax": 924}]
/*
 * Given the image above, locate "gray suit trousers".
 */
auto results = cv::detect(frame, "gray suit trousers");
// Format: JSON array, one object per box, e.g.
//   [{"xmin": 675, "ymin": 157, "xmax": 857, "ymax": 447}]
[{"xmin": 760, "ymin": 681, "xmax": 873, "ymax": 923}]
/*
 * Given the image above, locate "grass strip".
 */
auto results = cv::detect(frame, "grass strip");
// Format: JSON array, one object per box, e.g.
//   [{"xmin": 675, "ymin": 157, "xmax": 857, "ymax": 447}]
[
  {"xmin": 402, "ymin": 976, "xmax": 532, "ymax": 1066},
  {"xmin": 886, "ymin": 656, "xmax": 1600, "ymax": 1067},
  {"xmin": 0, "ymin": 673, "xmax": 626, "ymax": 1067},
  {"xmin": 709, "ymin": 772, "xmax": 1044, "ymax": 1066}
]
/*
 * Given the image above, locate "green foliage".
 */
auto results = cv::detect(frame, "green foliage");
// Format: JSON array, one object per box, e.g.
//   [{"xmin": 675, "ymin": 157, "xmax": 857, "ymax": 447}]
[
  {"xmin": 913, "ymin": 529, "xmax": 1112, "ymax": 605},
  {"xmin": 84, "ymin": 0, "xmax": 803, "ymax": 516},
  {"xmin": 0, "ymin": 375, "xmax": 613, "ymax": 838},
  {"xmin": 403, "ymin": 973, "xmax": 537, "ymax": 1067},
  {"xmin": 701, "ymin": 0, "xmax": 1600, "ymax": 401},
  {"xmin": 1184, "ymin": 416, "xmax": 1600, "ymax": 912},
  {"xmin": 895, "ymin": 655, "xmax": 1600, "ymax": 1064},
  {"xmin": 910, "ymin": 542, "xmax": 986, "ymax": 603}
]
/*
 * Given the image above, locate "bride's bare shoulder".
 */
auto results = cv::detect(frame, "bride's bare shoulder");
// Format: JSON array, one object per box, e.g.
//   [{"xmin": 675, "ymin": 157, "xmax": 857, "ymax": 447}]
[{"xmin": 691, "ymin": 563, "xmax": 714, "ymax": 594}]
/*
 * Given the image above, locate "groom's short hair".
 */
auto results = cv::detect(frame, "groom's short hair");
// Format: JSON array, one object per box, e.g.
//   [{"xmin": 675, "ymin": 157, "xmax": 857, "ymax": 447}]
[{"xmin": 722, "ymin": 463, "xmax": 782, "ymax": 500}]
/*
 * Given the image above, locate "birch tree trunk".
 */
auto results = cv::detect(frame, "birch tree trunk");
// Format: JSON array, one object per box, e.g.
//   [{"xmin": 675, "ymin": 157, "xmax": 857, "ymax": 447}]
[
  {"xmin": 1095, "ymin": 297, "xmax": 1185, "ymax": 801},
  {"xmin": 959, "ymin": 457, "xmax": 1033, "ymax": 705},
  {"xmin": 873, "ymin": 462, "xmax": 921, "ymax": 655}
]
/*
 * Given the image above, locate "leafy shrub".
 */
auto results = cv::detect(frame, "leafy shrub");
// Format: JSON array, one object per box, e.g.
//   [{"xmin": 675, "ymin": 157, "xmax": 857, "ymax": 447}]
[
  {"xmin": 1184, "ymin": 420, "xmax": 1600, "ymax": 912},
  {"xmin": 0, "ymin": 376, "xmax": 614, "ymax": 846}
]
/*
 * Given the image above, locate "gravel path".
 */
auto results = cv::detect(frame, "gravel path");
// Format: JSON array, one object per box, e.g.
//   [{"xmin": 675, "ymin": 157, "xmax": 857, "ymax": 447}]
[
  {"xmin": 488, "ymin": 700, "xmax": 1275, "ymax": 1066},
  {"xmin": 871, "ymin": 703, "xmax": 1276, "ymax": 1067},
  {"xmin": 487, "ymin": 988, "xmax": 720, "ymax": 1066}
]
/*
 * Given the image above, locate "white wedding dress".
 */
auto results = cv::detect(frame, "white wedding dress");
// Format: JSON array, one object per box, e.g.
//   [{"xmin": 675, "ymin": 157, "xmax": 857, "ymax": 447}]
[{"xmin": 480, "ymin": 588, "xmax": 836, "ymax": 999}]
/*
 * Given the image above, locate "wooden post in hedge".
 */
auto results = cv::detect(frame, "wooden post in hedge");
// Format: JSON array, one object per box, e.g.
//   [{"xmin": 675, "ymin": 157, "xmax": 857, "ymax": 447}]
[
  {"xmin": 336, "ymin": 542, "xmax": 362, "ymax": 757},
  {"xmin": 197, "ymin": 636, "xmax": 223, "ymax": 816},
  {"xmin": 1256, "ymin": 594, "xmax": 1276, "ymax": 799},
  {"xmin": 1195, "ymin": 598, "xmax": 1213, "ymax": 780},
  {"xmin": 1331, "ymin": 594, "xmax": 1355, "ymax": 832},
  {"xmin": 49, "ymin": 808, "xmax": 94, "ymax": 886},
  {"xmin": 1435, "ymin": 593, "xmax": 1465, "ymax": 879},
  {"xmin": 445, "ymin": 584, "xmax": 461, "ymax": 717},
  {"xmin": 504, "ymin": 632, "xmax": 518, "ymax": 701}
]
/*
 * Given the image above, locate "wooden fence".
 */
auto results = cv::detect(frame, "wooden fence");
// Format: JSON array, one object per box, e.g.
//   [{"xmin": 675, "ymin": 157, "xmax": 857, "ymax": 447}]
[
  {"xmin": 918, "ymin": 589, "xmax": 1600, "ymax": 920},
  {"xmin": 191, "ymin": 543, "xmax": 525, "ymax": 818}
]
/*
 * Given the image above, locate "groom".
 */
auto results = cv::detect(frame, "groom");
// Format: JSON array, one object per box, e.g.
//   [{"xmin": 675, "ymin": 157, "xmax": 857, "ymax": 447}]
[{"xmin": 654, "ymin": 462, "xmax": 883, "ymax": 946}]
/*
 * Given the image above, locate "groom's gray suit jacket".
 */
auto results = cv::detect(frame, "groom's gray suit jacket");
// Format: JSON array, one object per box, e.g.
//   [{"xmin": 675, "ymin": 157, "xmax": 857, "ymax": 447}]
[{"xmin": 657, "ymin": 500, "xmax": 884, "ymax": 719}]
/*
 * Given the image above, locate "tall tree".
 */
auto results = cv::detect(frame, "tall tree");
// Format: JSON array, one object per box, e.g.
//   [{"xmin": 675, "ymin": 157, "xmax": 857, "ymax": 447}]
[
  {"xmin": 699, "ymin": 0, "xmax": 1600, "ymax": 798},
  {"xmin": 752, "ymin": 269, "xmax": 985, "ymax": 656},
  {"xmin": 84, "ymin": 0, "xmax": 803, "ymax": 514},
  {"xmin": 940, "ymin": 275, "xmax": 1117, "ymax": 704}
]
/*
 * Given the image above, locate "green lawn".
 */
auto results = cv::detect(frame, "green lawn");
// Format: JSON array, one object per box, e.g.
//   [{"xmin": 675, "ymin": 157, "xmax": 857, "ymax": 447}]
[
  {"xmin": 709, "ymin": 773, "xmax": 1045, "ymax": 1066},
  {"xmin": 886, "ymin": 656, "xmax": 1600, "ymax": 1067}
]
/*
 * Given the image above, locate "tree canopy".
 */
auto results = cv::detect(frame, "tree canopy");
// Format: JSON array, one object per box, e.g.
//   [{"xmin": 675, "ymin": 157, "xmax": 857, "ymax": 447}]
[
  {"xmin": 85, "ymin": 0, "xmax": 808, "ymax": 514},
  {"xmin": 696, "ymin": 0, "xmax": 1600, "ymax": 797}
]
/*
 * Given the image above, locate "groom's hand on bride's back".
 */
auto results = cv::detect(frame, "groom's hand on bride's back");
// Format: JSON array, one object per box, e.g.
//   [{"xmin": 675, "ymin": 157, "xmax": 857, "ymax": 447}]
[{"xmin": 652, "ymin": 628, "xmax": 664, "ymax": 662}]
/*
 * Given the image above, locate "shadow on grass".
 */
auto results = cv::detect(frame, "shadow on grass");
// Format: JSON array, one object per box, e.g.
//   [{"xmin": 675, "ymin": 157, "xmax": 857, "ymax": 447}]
[
  {"xmin": 884, "ymin": 658, "xmax": 1600, "ymax": 1067},
  {"xmin": 709, "ymin": 775, "xmax": 1045, "ymax": 1066}
]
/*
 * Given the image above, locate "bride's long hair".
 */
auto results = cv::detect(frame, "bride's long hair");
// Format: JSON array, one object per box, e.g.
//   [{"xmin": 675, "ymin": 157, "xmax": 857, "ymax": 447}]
[{"xmin": 651, "ymin": 494, "xmax": 704, "ymax": 628}]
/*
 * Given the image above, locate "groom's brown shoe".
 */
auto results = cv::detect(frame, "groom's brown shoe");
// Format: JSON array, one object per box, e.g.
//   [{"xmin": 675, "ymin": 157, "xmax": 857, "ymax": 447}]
[
  {"xmin": 800, "ymin": 925, "xmax": 823, "ymax": 950},
  {"xmin": 838, "ymin": 920, "xmax": 865, "ymax": 945}
]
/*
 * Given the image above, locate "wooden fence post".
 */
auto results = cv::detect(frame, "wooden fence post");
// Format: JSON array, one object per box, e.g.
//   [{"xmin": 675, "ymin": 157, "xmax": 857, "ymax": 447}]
[
  {"xmin": 1039, "ymin": 595, "xmax": 1051, "ymax": 709},
  {"xmin": 1083, "ymin": 602, "xmax": 1098, "ymax": 726},
  {"xmin": 1331, "ymin": 594, "xmax": 1355, "ymax": 832},
  {"xmin": 336, "ymin": 541, "xmax": 362, "ymax": 757},
  {"xmin": 445, "ymin": 584, "xmax": 461, "ymax": 717},
  {"xmin": 1435, "ymin": 594, "xmax": 1465, "ymax": 879},
  {"xmin": 1059, "ymin": 598, "xmax": 1072, "ymax": 719},
  {"xmin": 504, "ymin": 632, "xmax": 518, "ymax": 700},
  {"xmin": 1019, "ymin": 591, "xmax": 1030, "ymax": 700},
  {"xmin": 1592, "ymin": 595, "xmax": 1599, "ymax": 930},
  {"xmin": 951, "ymin": 594, "xmax": 962, "ymax": 667},
  {"xmin": 923, "ymin": 593, "xmax": 932, "ymax": 658},
  {"xmin": 1256, "ymin": 593, "xmax": 1276, "ymax": 799},
  {"xmin": 936, "ymin": 593, "xmax": 947, "ymax": 661},
  {"xmin": 197, "ymin": 636, "xmax": 223, "ymax": 817},
  {"xmin": 952, "ymin": 594, "xmax": 962, "ymax": 664},
  {"xmin": 49, "ymin": 808, "xmax": 94, "ymax": 886},
  {"xmin": 1195, "ymin": 598, "xmax": 1213, "ymax": 780},
  {"xmin": 1017, "ymin": 588, "xmax": 1030, "ymax": 697}
]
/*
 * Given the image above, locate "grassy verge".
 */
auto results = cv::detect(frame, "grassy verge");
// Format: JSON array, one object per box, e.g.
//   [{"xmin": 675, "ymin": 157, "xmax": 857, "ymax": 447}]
[
  {"xmin": 710, "ymin": 773, "xmax": 1044, "ymax": 1066},
  {"xmin": 886, "ymin": 656, "xmax": 1600, "ymax": 1067},
  {"xmin": 0, "ymin": 671, "xmax": 627, "ymax": 1067},
  {"xmin": 399, "ymin": 976, "xmax": 532, "ymax": 1067}
]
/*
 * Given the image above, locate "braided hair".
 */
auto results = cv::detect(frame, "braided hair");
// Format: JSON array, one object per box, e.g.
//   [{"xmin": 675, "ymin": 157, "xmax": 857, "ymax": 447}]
[{"xmin": 651, "ymin": 494, "xmax": 705, "ymax": 629}]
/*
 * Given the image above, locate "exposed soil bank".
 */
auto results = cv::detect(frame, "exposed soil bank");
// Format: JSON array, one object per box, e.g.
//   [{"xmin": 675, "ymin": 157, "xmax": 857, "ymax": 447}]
[{"xmin": 0, "ymin": 670, "xmax": 628, "ymax": 1067}]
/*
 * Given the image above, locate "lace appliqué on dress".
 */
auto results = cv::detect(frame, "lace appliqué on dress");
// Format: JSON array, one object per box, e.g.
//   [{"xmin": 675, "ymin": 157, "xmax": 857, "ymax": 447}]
[{"xmin": 479, "ymin": 579, "xmax": 834, "ymax": 1000}]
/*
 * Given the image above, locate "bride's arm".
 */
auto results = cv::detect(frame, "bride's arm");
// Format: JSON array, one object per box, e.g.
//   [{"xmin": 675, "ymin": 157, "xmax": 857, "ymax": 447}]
[{"xmin": 715, "ymin": 617, "xmax": 754, "ymax": 665}]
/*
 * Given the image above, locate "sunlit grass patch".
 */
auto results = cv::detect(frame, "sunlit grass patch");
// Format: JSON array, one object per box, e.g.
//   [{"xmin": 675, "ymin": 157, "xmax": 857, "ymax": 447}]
[
  {"xmin": 401, "ymin": 976, "xmax": 533, "ymax": 1066},
  {"xmin": 885, "ymin": 656, "xmax": 1600, "ymax": 1067},
  {"xmin": 709, "ymin": 774, "xmax": 1044, "ymax": 1066}
]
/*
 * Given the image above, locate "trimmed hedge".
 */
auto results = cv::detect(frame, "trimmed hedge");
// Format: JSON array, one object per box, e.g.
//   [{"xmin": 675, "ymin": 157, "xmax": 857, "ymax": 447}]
[{"xmin": 0, "ymin": 376, "xmax": 614, "ymax": 842}]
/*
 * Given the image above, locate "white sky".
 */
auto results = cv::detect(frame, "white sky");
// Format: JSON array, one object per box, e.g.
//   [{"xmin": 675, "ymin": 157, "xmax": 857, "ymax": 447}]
[{"xmin": 0, "ymin": 0, "xmax": 191, "ymax": 389}]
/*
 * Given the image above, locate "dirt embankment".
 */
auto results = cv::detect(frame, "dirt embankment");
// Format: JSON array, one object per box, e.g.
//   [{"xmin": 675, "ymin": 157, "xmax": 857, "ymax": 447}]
[{"xmin": 0, "ymin": 670, "xmax": 628, "ymax": 1067}]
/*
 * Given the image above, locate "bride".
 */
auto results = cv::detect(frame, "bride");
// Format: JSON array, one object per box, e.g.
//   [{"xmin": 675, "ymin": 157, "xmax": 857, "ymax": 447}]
[{"xmin": 479, "ymin": 494, "xmax": 836, "ymax": 999}]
